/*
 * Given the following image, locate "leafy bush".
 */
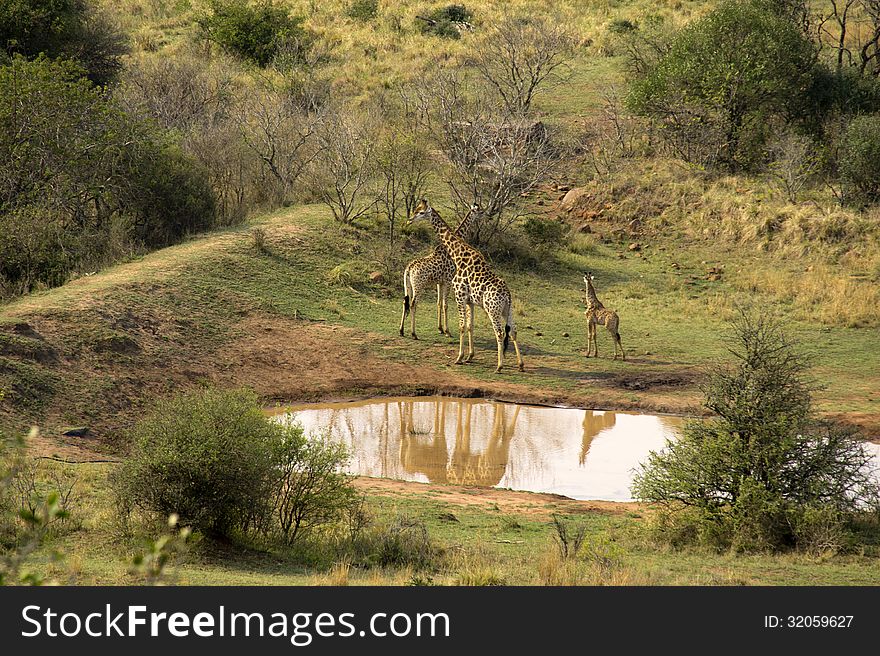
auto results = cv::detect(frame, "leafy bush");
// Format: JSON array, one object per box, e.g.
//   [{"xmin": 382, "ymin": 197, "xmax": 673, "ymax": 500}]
[
  {"xmin": 632, "ymin": 312, "xmax": 879, "ymax": 552},
  {"xmin": 114, "ymin": 388, "xmax": 360, "ymax": 545},
  {"xmin": 0, "ymin": 57, "xmax": 216, "ymax": 296},
  {"xmin": 272, "ymin": 426, "xmax": 355, "ymax": 544},
  {"xmin": 112, "ymin": 388, "xmax": 280, "ymax": 537},
  {"xmin": 0, "ymin": 0, "xmax": 126, "ymax": 86},
  {"xmin": 523, "ymin": 216, "xmax": 566, "ymax": 247},
  {"xmin": 839, "ymin": 114, "xmax": 880, "ymax": 206},
  {"xmin": 198, "ymin": 0, "xmax": 309, "ymax": 67},
  {"xmin": 419, "ymin": 5, "xmax": 473, "ymax": 40},
  {"xmin": 627, "ymin": 0, "xmax": 819, "ymax": 170},
  {"xmin": 346, "ymin": 0, "xmax": 378, "ymax": 21}
]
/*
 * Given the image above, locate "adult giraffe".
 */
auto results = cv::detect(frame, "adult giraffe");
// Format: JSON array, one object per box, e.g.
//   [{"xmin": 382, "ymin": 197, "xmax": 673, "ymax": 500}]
[
  {"xmin": 398, "ymin": 205, "xmax": 480, "ymax": 339},
  {"xmin": 407, "ymin": 199, "xmax": 524, "ymax": 373}
]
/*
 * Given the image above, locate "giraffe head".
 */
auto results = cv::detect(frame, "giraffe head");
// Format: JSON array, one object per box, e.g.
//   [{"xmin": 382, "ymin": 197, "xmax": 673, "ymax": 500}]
[
  {"xmin": 583, "ymin": 272, "xmax": 595, "ymax": 284},
  {"xmin": 407, "ymin": 198, "xmax": 433, "ymax": 225}
]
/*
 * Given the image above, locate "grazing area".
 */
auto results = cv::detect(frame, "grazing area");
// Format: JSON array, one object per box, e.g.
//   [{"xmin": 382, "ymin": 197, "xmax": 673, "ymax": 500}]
[{"xmin": 3, "ymin": 0, "xmax": 880, "ymax": 585}]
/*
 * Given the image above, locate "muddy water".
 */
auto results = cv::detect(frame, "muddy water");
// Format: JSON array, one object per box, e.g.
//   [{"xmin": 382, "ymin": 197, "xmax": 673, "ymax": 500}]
[
  {"xmin": 271, "ymin": 397, "xmax": 880, "ymax": 502},
  {"xmin": 270, "ymin": 397, "xmax": 687, "ymax": 501}
]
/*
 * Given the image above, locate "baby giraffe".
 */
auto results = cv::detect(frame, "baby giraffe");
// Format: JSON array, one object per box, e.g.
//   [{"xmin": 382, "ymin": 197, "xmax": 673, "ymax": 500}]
[{"xmin": 583, "ymin": 272, "xmax": 624, "ymax": 360}]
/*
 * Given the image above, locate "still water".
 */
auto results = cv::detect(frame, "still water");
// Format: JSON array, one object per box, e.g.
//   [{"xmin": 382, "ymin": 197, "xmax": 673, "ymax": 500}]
[{"xmin": 270, "ymin": 397, "xmax": 880, "ymax": 502}]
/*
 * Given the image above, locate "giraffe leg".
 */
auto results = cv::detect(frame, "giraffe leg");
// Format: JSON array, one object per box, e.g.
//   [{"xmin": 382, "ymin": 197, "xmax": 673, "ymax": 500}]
[
  {"xmin": 409, "ymin": 296, "xmax": 418, "ymax": 339},
  {"xmin": 490, "ymin": 313, "xmax": 506, "ymax": 373},
  {"xmin": 465, "ymin": 302, "xmax": 475, "ymax": 362},
  {"xmin": 506, "ymin": 307, "xmax": 524, "ymax": 372},
  {"xmin": 454, "ymin": 293, "xmax": 468, "ymax": 365},
  {"xmin": 436, "ymin": 283, "xmax": 444, "ymax": 334},
  {"xmin": 443, "ymin": 286, "xmax": 451, "ymax": 336},
  {"xmin": 399, "ymin": 270, "xmax": 411, "ymax": 337}
]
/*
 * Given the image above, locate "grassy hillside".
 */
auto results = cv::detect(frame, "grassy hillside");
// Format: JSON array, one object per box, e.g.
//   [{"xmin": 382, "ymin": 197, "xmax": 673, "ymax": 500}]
[{"xmin": 3, "ymin": 0, "xmax": 880, "ymax": 585}]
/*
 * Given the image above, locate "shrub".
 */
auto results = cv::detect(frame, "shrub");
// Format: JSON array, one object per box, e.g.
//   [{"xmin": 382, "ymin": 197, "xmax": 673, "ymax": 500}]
[
  {"xmin": 839, "ymin": 114, "xmax": 880, "ymax": 206},
  {"xmin": 632, "ymin": 312, "xmax": 879, "ymax": 552},
  {"xmin": 198, "ymin": 0, "xmax": 309, "ymax": 67},
  {"xmin": 112, "ymin": 388, "xmax": 280, "ymax": 537},
  {"xmin": 627, "ymin": 0, "xmax": 819, "ymax": 170},
  {"xmin": 272, "ymin": 427, "xmax": 355, "ymax": 544},
  {"xmin": 0, "ymin": 0, "xmax": 126, "ymax": 86},
  {"xmin": 346, "ymin": 0, "xmax": 378, "ymax": 22},
  {"xmin": 0, "ymin": 56, "xmax": 217, "ymax": 295},
  {"xmin": 523, "ymin": 216, "xmax": 566, "ymax": 248},
  {"xmin": 418, "ymin": 5, "xmax": 473, "ymax": 40}
]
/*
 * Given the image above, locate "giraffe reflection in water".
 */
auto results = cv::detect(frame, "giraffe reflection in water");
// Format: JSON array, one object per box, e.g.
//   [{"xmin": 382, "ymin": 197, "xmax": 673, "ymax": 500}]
[
  {"xmin": 272, "ymin": 397, "xmax": 688, "ymax": 501},
  {"xmin": 398, "ymin": 399, "xmax": 520, "ymax": 487}
]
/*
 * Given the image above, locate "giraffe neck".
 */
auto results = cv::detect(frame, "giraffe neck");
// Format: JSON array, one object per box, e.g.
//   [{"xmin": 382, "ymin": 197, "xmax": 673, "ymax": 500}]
[
  {"xmin": 452, "ymin": 208, "xmax": 477, "ymax": 239},
  {"xmin": 429, "ymin": 210, "xmax": 466, "ymax": 262},
  {"xmin": 585, "ymin": 279, "xmax": 603, "ymax": 309}
]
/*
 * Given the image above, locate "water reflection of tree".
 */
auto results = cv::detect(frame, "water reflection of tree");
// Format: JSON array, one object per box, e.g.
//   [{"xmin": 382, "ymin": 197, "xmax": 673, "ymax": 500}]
[
  {"xmin": 580, "ymin": 411, "xmax": 617, "ymax": 465},
  {"xmin": 398, "ymin": 400, "xmax": 520, "ymax": 486}
]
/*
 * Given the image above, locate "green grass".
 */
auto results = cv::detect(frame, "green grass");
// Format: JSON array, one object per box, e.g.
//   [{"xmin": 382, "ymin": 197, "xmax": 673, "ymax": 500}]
[{"xmin": 19, "ymin": 461, "xmax": 880, "ymax": 586}]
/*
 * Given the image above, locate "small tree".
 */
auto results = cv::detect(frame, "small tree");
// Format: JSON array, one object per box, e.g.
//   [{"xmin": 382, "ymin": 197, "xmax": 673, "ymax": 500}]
[
  {"xmin": 471, "ymin": 16, "xmax": 575, "ymax": 116},
  {"xmin": 272, "ymin": 426, "xmax": 355, "ymax": 544},
  {"xmin": 628, "ymin": 0, "xmax": 819, "ymax": 170},
  {"xmin": 632, "ymin": 312, "xmax": 879, "ymax": 552},
  {"xmin": 198, "ymin": 0, "xmax": 310, "ymax": 67},
  {"xmin": 767, "ymin": 131, "xmax": 822, "ymax": 202},
  {"xmin": 312, "ymin": 109, "xmax": 377, "ymax": 224},
  {"xmin": 839, "ymin": 113, "xmax": 880, "ymax": 205}
]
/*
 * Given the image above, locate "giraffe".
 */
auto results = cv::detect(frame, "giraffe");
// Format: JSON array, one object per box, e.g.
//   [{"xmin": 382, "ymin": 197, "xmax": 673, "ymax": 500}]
[
  {"xmin": 408, "ymin": 199, "xmax": 524, "ymax": 373},
  {"xmin": 584, "ymin": 272, "xmax": 624, "ymax": 360},
  {"xmin": 398, "ymin": 205, "xmax": 480, "ymax": 339}
]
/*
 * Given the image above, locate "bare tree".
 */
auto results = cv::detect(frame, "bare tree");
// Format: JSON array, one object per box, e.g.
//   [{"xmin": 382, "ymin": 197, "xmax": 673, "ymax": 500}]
[
  {"xmin": 312, "ymin": 108, "xmax": 377, "ymax": 224},
  {"xmin": 768, "ymin": 131, "xmax": 822, "ymax": 202},
  {"xmin": 235, "ymin": 75, "xmax": 326, "ymax": 203},
  {"xmin": 426, "ymin": 70, "xmax": 566, "ymax": 247},
  {"xmin": 470, "ymin": 16, "xmax": 576, "ymax": 116}
]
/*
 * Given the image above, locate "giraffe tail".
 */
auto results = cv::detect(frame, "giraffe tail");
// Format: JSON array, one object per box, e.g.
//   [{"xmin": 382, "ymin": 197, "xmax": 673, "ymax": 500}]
[{"xmin": 504, "ymin": 325, "xmax": 510, "ymax": 353}]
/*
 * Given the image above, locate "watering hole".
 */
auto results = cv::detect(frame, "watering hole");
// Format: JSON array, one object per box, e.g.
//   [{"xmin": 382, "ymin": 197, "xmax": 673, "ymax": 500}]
[{"xmin": 270, "ymin": 397, "xmax": 880, "ymax": 502}]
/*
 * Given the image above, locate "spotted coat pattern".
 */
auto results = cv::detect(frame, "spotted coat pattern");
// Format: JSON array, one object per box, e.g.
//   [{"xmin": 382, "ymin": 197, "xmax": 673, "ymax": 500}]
[
  {"xmin": 584, "ymin": 273, "xmax": 624, "ymax": 360},
  {"xmin": 398, "ymin": 207, "xmax": 479, "ymax": 338},
  {"xmin": 409, "ymin": 199, "xmax": 524, "ymax": 374}
]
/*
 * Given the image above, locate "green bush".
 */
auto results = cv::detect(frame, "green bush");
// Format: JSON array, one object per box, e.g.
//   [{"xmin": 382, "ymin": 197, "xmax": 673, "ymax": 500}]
[
  {"xmin": 839, "ymin": 114, "xmax": 880, "ymax": 206},
  {"xmin": 419, "ymin": 4, "xmax": 473, "ymax": 40},
  {"xmin": 112, "ymin": 388, "xmax": 281, "ymax": 537},
  {"xmin": 523, "ymin": 216, "xmax": 566, "ymax": 247},
  {"xmin": 114, "ymin": 388, "xmax": 360, "ymax": 545},
  {"xmin": 198, "ymin": 0, "xmax": 309, "ymax": 66},
  {"xmin": 0, "ymin": 57, "xmax": 216, "ymax": 296},
  {"xmin": 272, "ymin": 426, "xmax": 355, "ymax": 544},
  {"xmin": 0, "ymin": 0, "xmax": 126, "ymax": 86},
  {"xmin": 627, "ymin": 0, "xmax": 819, "ymax": 170},
  {"xmin": 346, "ymin": 0, "xmax": 378, "ymax": 22},
  {"xmin": 632, "ymin": 312, "xmax": 879, "ymax": 553}
]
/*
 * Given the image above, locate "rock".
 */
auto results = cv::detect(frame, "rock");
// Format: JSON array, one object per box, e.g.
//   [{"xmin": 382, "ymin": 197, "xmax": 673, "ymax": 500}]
[
  {"xmin": 562, "ymin": 332, "xmax": 570, "ymax": 337},
  {"xmin": 62, "ymin": 427, "xmax": 89, "ymax": 438},
  {"xmin": 535, "ymin": 331, "xmax": 543, "ymax": 336},
  {"xmin": 536, "ymin": 199, "xmax": 545, "ymax": 206},
  {"xmin": 577, "ymin": 224, "xmax": 592, "ymax": 234},
  {"xmin": 369, "ymin": 270, "xmax": 384, "ymax": 284},
  {"xmin": 617, "ymin": 253, "xmax": 626, "ymax": 259},
  {"xmin": 644, "ymin": 351, "xmax": 652, "ymax": 356},
  {"xmin": 670, "ymin": 262, "xmax": 680, "ymax": 269},
  {"xmin": 628, "ymin": 242, "xmax": 641, "ymax": 252},
  {"xmin": 556, "ymin": 184, "xmax": 571, "ymax": 192},
  {"xmin": 525, "ymin": 325, "xmax": 534, "ymax": 330},
  {"xmin": 560, "ymin": 187, "xmax": 588, "ymax": 209},
  {"xmin": 438, "ymin": 512, "xmax": 459, "ymax": 523}
]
